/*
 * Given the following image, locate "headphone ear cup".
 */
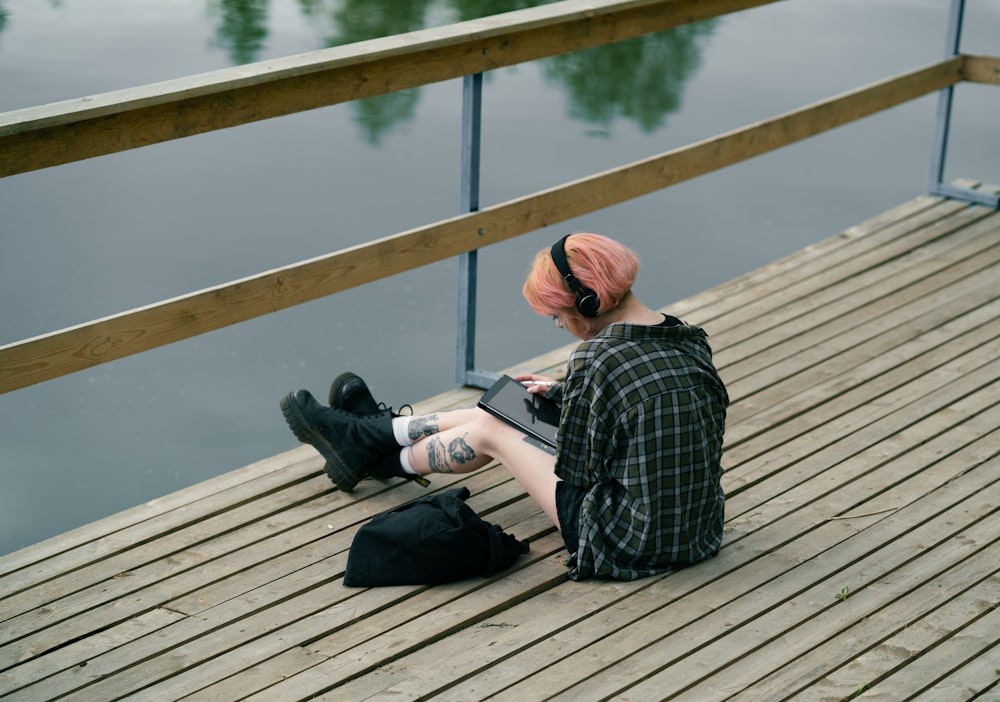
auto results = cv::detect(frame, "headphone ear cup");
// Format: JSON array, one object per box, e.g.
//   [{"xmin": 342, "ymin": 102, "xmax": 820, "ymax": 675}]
[{"xmin": 576, "ymin": 290, "xmax": 601, "ymax": 318}]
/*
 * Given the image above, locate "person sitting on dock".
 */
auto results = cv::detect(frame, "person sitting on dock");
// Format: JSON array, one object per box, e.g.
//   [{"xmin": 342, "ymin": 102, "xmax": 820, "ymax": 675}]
[{"xmin": 280, "ymin": 233, "xmax": 729, "ymax": 581}]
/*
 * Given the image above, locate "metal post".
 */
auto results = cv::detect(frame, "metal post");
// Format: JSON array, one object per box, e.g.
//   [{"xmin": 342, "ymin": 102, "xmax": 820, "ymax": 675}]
[
  {"xmin": 928, "ymin": 0, "xmax": 999, "ymax": 208},
  {"xmin": 456, "ymin": 73, "xmax": 500, "ymax": 388}
]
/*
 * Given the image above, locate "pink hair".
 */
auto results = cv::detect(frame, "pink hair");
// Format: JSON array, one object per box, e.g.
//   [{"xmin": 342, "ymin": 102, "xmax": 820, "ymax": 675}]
[{"xmin": 522, "ymin": 233, "xmax": 639, "ymax": 319}]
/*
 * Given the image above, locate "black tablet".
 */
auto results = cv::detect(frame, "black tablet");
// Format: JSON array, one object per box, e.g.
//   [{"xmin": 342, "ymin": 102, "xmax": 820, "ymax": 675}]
[{"xmin": 477, "ymin": 375, "xmax": 560, "ymax": 448}]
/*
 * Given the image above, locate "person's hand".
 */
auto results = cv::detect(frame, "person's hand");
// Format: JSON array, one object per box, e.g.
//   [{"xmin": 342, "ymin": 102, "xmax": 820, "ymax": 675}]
[{"xmin": 514, "ymin": 373, "xmax": 557, "ymax": 394}]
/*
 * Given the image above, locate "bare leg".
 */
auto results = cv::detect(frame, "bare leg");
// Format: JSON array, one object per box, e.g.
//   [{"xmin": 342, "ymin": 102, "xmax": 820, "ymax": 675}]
[
  {"xmin": 400, "ymin": 408, "xmax": 478, "ymax": 444},
  {"xmin": 406, "ymin": 408, "xmax": 561, "ymax": 528}
]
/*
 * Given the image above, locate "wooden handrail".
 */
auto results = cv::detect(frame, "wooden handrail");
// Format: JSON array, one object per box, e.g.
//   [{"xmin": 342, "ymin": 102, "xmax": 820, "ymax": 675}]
[
  {"xmin": 0, "ymin": 56, "xmax": 967, "ymax": 394},
  {"xmin": 0, "ymin": 0, "xmax": 780, "ymax": 178},
  {"xmin": 962, "ymin": 54, "xmax": 1000, "ymax": 85}
]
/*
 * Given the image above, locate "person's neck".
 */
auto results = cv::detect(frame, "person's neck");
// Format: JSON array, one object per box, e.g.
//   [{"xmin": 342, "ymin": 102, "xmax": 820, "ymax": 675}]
[{"xmin": 596, "ymin": 293, "xmax": 663, "ymax": 328}]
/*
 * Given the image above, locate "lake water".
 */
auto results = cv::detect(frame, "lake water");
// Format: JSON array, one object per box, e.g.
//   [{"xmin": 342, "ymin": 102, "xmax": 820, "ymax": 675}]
[{"xmin": 1, "ymin": 0, "xmax": 997, "ymax": 556}]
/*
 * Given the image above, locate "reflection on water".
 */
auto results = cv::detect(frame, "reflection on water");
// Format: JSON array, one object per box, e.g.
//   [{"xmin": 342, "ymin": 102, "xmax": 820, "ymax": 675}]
[
  {"xmin": 209, "ymin": 0, "xmax": 270, "ymax": 65},
  {"xmin": 297, "ymin": 0, "xmax": 439, "ymax": 142},
  {"xmin": 0, "ymin": 0, "xmax": 716, "ymax": 143},
  {"xmin": 202, "ymin": 0, "xmax": 716, "ymax": 143},
  {"xmin": 542, "ymin": 23, "xmax": 715, "ymax": 134}
]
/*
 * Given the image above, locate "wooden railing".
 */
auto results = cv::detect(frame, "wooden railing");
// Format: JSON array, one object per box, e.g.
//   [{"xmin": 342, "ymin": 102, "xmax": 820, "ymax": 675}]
[{"xmin": 1, "ymin": 0, "xmax": 998, "ymax": 394}]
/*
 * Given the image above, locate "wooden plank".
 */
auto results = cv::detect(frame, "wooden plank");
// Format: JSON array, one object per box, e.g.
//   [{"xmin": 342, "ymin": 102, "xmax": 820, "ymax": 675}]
[
  {"xmin": 788, "ymin": 575, "xmax": 1000, "ymax": 701},
  {"xmin": 728, "ymin": 347, "xmax": 1000, "ymax": 514},
  {"xmin": 711, "ymin": 203, "xmax": 998, "ymax": 373},
  {"xmin": 905, "ymin": 643, "xmax": 1000, "ymax": 701},
  {"xmin": 717, "ymin": 219, "xmax": 1000, "ymax": 400},
  {"xmin": 174, "ymin": 517, "xmax": 560, "ymax": 702},
  {"xmin": 725, "ymin": 314, "xmax": 1000, "ymax": 500},
  {"xmin": 0, "ymin": 470, "xmax": 495, "ymax": 675},
  {"xmin": 733, "ymin": 315, "xmax": 1000, "ymax": 458},
  {"xmin": 673, "ymin": 178, "xmax": 988, "ymax": 325},
  {"xmin": 0, "ymin": 447, "xmax": 318, "ymax": 579},
  {"xmin": 174, "ymin": 648, "xmax": 324, "ymax": 702},
  {"xmin": 963, "ymin": 54, "xmax": 1000, "ymax": 86},
  {"xmin": 677, "ymin": 196, "xmax": 969, "ymax": 328},
  {"xmin": 675, "ymin": 528, "xmax": 1000, "ymax": 701},
  {"xmin": 226, "ymin": 537, "xmax": 570, "ymax": 702},
  {"xmin": 0, "ymin": 451, "xmax": 322, "ymax": 589},
  {"xmin": 731, "ymin": 345, "xmax": 999, "ymax": 548},
  {"xmin": 17, "ymin": 554, "xmax": 357, "ymax": 699},
  {"xmin": 0, "ymin": 608, "xmax": 187, "ymax": 695},
  {"xmin": 0, "ymin": 60, "xmax": 965, "ymax": 395},
  {"xmin": 536, "ymin": 456, "xmax": 1000, "ymax": 702},
  {"xmin": 7, "ymin": 499, "xmax": 551, "ymax": 700},
  {"xmin": 0, "ymin": 472, "xmax": 336, "ymax": 630},
  {"xmin": 325, "ymin": 574, "xmax": 670, "ymax": 702},
  {"xmin": 68, "ymin": 529, "xmax": 566, "ymax": 701},
  {"xmin": 723, "ymin": 253, "xmax": 1000, "ymax": 444},
  {"xmin": 3, "ymin": 476, "xmax": 537, "ymax": 698},
  {"xmin": 161, "ymin": 469, "xmax": 518, "ymax": 615},
  {"xmin": 163, "ymin": 512, "xmax": 556, "ymax": 702},
  {"xmin": 0, "ymin": 0, "xmax": 781, "ymax": 177},
  {"xmin": 1, "ymin": 475, "xmax": 366, "ymax": 668}
]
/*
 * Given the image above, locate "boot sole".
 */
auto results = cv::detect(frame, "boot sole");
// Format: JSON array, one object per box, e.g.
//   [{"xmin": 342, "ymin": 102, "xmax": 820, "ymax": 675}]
[{"xmin": 279, "ymin": 392, "xmax": 360, "ymax": 492}]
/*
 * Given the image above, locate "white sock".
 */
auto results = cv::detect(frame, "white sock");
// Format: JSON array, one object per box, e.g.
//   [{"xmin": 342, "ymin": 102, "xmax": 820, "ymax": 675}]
[
  {"xmin": 399, "ymin": 447, "xmax": 418, "ymax": 475},
  {"xmin": 392, "ymin": 417, "xmax": 414, "ymax": 446}
]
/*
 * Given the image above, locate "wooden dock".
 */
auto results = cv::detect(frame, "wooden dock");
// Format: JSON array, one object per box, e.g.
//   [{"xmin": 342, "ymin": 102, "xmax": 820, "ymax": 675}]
[{"xmin": 1, "ymin": 186, "xmax": 998, "ymax": 701}]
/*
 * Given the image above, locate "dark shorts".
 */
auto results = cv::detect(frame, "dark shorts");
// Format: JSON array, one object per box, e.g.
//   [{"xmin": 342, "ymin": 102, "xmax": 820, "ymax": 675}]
[{"xmin": 555, "ymin": 480, "xmax": 588, "ymax": 555}]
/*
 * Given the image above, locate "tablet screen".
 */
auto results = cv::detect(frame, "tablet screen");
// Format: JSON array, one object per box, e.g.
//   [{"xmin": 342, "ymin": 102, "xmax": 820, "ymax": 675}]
[{"xmin": 477, "ymin": 375, "xmax": 559, "ymax": 447}]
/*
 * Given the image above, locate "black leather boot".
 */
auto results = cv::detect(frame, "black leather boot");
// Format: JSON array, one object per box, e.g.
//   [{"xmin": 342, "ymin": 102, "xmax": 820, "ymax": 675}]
[
  {"xmin": 280, "ymin": 389, "xmax": 397, "ymax": 492},
  {"xmin": 324, "ymin": 374, "xmax": 430, "ymax": 488},
  {"xmin": 328, "ymin": 372, "xmax": 381, "ymax": 416}
]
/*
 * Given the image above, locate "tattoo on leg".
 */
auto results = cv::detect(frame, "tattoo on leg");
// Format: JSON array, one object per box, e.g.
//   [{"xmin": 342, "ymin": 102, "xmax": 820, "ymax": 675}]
[
  {"xmin": 448, "ymin": 434, "xmax": 476, "ymax": 465},
  {"xmin": 408, "ymin": 415, "xmax": 440, "ymax": 442},
  {"xmin": 426, "ymin": 436, "xmax": 452, "ymax": 474}
]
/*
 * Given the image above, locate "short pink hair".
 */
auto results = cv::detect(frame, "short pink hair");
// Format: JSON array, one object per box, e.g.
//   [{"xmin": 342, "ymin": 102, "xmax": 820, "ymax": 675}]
[{"xmin": 522, "ymin": 233, "xmax": 639, "ymax": 318}]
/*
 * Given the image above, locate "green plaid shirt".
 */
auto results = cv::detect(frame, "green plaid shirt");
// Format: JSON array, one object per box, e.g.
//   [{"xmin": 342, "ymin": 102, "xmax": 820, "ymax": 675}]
[{"xmin": 552, "ymin": 321, "xmax": 728, "ymax": 580}]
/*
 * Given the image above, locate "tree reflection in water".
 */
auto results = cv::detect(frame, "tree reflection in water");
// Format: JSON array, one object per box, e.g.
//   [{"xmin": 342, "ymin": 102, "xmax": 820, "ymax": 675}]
[
  {"xmin": 201, "ymin": 0, "xmax": 716, "ymax": 144},
  {"xmin": 209, "ymin": 0, "xmax": 271, "ymax": 66}
]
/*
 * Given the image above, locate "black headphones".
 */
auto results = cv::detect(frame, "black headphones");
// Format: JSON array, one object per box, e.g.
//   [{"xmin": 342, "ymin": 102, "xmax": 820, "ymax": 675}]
[{"xmin": 550, "ymin": 234, "xmax": 601, "ymax": 318}]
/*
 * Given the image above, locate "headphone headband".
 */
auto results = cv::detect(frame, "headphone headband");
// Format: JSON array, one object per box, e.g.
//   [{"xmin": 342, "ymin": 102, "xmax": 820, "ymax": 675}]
[{"xmin": 550, "ymin": 235, "xmax": 601, "ymax": 318}]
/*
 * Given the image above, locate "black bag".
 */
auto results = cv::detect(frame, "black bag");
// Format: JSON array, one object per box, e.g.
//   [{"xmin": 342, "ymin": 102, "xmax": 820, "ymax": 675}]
[{"xmin": 343, "ymin": 487, "xmax": 530, "ymax": 587}]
